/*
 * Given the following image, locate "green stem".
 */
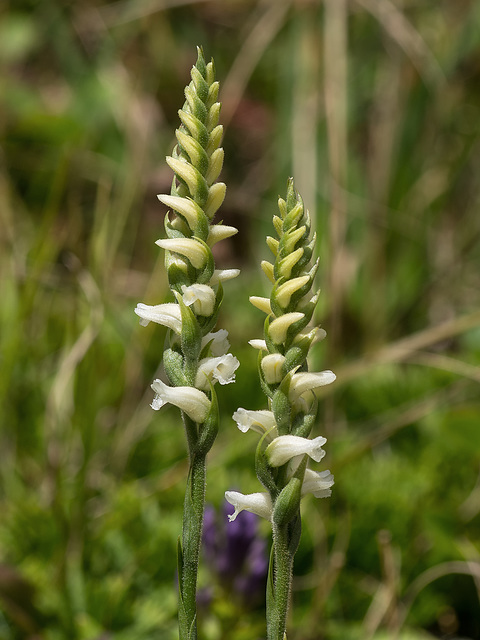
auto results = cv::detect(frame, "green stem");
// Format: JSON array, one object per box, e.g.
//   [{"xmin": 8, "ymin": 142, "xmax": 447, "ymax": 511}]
[
  {"xmin": 268, "ymin": 519, "xmax": 299, "ymax": 640},
  {"xmin": 179, "ymin": 416, "xmax": 206, "ymax": 640}
]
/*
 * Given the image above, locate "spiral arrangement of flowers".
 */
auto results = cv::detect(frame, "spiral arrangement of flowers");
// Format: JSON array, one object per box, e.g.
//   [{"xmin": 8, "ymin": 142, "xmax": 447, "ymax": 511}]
[
  {"xmin": 226, "ymin": 178, "xmax": 335, "ymax": 640},
  {"xmin": 135, "ymin": 48, "xmax": 239, "ymax": 640}
]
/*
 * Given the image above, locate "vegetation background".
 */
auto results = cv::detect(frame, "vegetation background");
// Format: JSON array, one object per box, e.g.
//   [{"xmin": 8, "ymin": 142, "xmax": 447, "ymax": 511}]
[{"xmin": 1, "ymin": 0, "xmax": 480, "ymax": 638}]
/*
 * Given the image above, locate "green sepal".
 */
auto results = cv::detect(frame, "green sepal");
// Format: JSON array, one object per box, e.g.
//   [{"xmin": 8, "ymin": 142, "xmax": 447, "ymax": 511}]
[
  {"xmin": 291, "ymin": 398, "xmax": 318, "ymax": 438},
  {"xmin": 282, "ymin": 335, "xmax": 312, "ymax": 375},
  {"xmin": 164, "ymin": 348, "xmax": 187, "ymax": 386},
  {"xmin": 175, "ymin": 292, "xmax": 202, "ymax": 382},
  {"xmin": 194, "ymin": 237, "xmax": 215, "ymax": 285},
  {"xmin": 165, "ymin": 208, "xmax": 191, "ymax": 239},
  {"xmin": 272, "ymin": 475, "xmax": 302, "ymax": 528},
  {"xmin": 178, "ymin": 109, "xmax": 209, "ymax": 149},
  {"xmin": 184, "ymin": 83, "xmax": 208, "ymax": 123},
  {"xmin": 270, "ymin": 277, "xmax": 287, "ymax": 317},
  {"xmin": 272, "ymin": 371, "xmax": 295, "ymax": 435},
  {"xmin": 196, "ymin": 383, "xmax": 219, "ymax": 457},
  {"xmin": 190, "ymin": 65, "xmax": 209, "ymax": 103},
  {"xmin": 255, "ymin": 430, "xmax": 279, "ymax": 495}
]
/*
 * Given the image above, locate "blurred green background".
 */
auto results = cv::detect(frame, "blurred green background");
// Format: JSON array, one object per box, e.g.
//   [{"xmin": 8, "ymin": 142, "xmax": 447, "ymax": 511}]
[{"xmin": 1, "ymin": 0, "xmax": 480, "ymax": 638}]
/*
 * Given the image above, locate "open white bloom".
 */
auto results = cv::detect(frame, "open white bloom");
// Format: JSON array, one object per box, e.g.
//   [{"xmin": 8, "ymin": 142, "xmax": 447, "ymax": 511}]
[
  {"xmin": 225, "ymin": 490, "xmax": 272, "ymax": 522},
  {"xmin": 209, "ymin": 269, "xmax": 240, "ymax": 285},
  {"xmin": 156, "ymin": 238, "xmax": 209, "ymax": 269},
  {"xmin": 195, "ymin": 354, "xmax": 240, "ymax": 390},
  {"xmin": 181, "ymin": 284, "xmax": 216, "ymax": 316},
  {"xmin": 289, "ymin": 370, "xmax": 336, "ymax": 402},
  {"xmin": 301, "ymin": 468, "xmax": 334, "ymax": 498},
  {"xmin": 266, "ymin": 435, "xmax": 327, "ymax": 467},
  {"xmin": 261, "ymin": 353, "xmax": 286, "ymax": 384},
  {"xmin": 134, "ymin": 302, "xmax": 182, "ymax": 333},
  {"xmin": 232, "ymin": 408, "xmax": 278, "ymax": 437},
  {"xmin": 151, "ymin": 379, "xmax": 210, "ymax": 423},
  {"xmin": 201, "ymin": 329, "xmax": 230, "ymax": 356}
]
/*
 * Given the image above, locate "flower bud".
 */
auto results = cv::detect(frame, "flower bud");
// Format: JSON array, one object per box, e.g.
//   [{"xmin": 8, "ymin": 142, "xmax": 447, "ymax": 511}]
[
  {"xmin": 182, "ymin": 284, "xmax": 216, "ymax": 316},
  {"xmin": 134, "ymin": 302, "xmax": 182, "ymax": 333},
  {"xmin": 261, "ymin": 353, "xmax": 285, "ymax": 384},
  {"xmin": 156, "ymin": 238, "xmax": 209, "ymax": 269}
]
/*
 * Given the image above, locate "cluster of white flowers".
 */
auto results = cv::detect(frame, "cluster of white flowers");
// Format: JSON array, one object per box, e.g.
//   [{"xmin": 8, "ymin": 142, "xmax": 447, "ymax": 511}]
[{"xmin": 225, "ymin": 179, "xmax": 336, "ymax": 524}]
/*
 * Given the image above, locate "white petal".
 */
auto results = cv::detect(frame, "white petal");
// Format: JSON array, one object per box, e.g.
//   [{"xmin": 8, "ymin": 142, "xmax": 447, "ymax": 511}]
[
  {"xmin": 266, "ymin": 435, "xmax": 327, "ymax": 467},
  {"xmin": 201, "ymin": 329, "xmax": 230, "ymax": 356},
  {"xmin": 301, "ymin": 468, "xmax": 334, "ymax": 498},
  {"xmin": 181, "ymin": 284, "xmax": 215, "ymax": 316},
  {"xmin": 195, "ymin": 354, "xmax": 240, "ymax": 390},
  {"xmin": 150, "ymin": 379, "xmax": 210, "ymax": 423},
  {"xmin": 232, "ymin": 408, "xmax": 277, "ymax": 437},
  {"xmin": 134, "ymin": 303, "xmax": 182, "ymax": 333},
  {"xmin": 225, "ymin": 491, "xmax": 272, "ymax": 522},
  {"xmin": 289, "ymin": 371, "xmax": 336, "ymax": 402}
]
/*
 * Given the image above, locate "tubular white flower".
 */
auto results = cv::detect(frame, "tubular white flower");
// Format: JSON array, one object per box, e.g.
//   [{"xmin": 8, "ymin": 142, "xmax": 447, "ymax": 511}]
[
  {"xmin": 151, "ymin": 379, "xmax": 210, "ymax": 423},
  {"xmin": 225, "ymin": 491, "xmax": 272, "ymax": 522},
  {"xmin": 268, "ymin": 312, "xmax": 304, "ymax": 344},
  {"xmin": 209, "ymin": 269, "xmax": 240, "ymax": 285},
  {"xmin": 156, "ymin": 238, "xmax": 209, "ymax": 269},
  {"xmin": 261, "ymin": 353, "xmax": 286, "ymax": 384},
  {"xmin": 249, "ymin": 296, "xmax": 272, "ymax": 315},
  {"xmin": 232, "ymin": 408, "xmax": 278, "ymax": 437},
  {"xmin": 289, "ymin": 370, "xmax": 336, "ymax": 402},
  {"xmin": 266, "ymin": 435, "xmax": 327, "ymax": 467},
  {"xmin": 181, "ymin": 284, "xmax": 216, "ymax": 316},
  {"xmin": 301, "ymin": 469, "xmax": 334, "ymax": 498},
  {"xmin": 248, "ymin": 339, "xmax": 267, "ymax": 350},
  {"xmin": 201, "ymin": 329, "xmax": 230, "ymax": 356},
  {"xmin": 195, "ymin": 354, "xmax": 240, "ymax": 390},
  {"xmin": 134, "ymin": 302, "xmax": 182, "ymax": 333}
]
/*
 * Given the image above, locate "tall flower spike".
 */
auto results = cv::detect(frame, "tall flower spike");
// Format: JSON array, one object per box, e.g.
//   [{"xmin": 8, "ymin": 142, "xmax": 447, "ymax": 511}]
[
  {"xmin": 135, "ymin": 48, "xmax": 239, "ymax": 640},
  {"xmin": 227, "ymin": 179, "xmax": 335, "ymax": 640}
]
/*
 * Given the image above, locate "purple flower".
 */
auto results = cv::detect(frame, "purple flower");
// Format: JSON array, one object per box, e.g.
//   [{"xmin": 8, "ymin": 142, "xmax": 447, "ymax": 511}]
[{"xmin": 202, "ymin": 502, "xmax": 268, "ymax": 607}]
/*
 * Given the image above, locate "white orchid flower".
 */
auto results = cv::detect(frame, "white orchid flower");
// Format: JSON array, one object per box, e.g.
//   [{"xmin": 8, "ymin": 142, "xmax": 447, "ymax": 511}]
[
  {"xmin": 201, "ymin": 329, "xmax": 230, "ymax": 356},
  {"xmin": 150, "ymin": 379, "xmax": 210, "ymax": 423},
  {"xmin": 301, "ymin": 468, "xmax": 334, "ymax": 498},
  {"xmin": 289, "ymin": 371, "xmax": 336, "ymax": 402},
  {"xmin": 134, "ymin": 302, "xmax": 182, "ymax": 333},
  {"xmin": 266, "ymin": 435, "xmax": 327, "ymax": 467},
  {"xmin": 225, "ymin": 490, "xmax": 272, "ymax": 522},
  {"xmin": 195, "ymin": 354, "xmax": 240, "ymax": 390},
  {"xmin": 156, "ymin": 238, "xmax": 209, "ymax": 269},
  {"xmin": 232, "ymin": 408, "xmax": 277, "ymax": 438}
]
